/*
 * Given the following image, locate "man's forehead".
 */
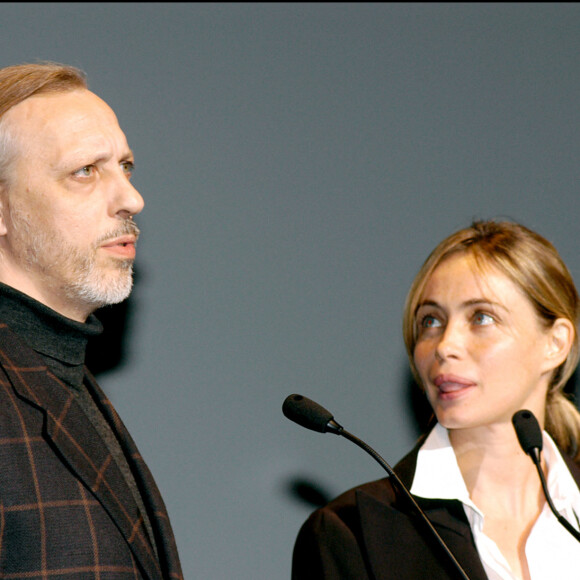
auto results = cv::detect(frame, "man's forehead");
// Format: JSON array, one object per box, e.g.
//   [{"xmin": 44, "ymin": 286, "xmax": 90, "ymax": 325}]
[
  {"xmin": 5, "ymin": 89, "xmax": 115, "ymax": 132},
  {"xmin": 5, "ymin": 89, "xmax": 129, "ymax": 161}
]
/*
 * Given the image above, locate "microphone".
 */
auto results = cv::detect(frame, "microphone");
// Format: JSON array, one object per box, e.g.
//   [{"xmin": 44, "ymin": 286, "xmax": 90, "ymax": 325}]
[
  {"xmin": 512, "ymin": 409, "xmax": 580, "ymax": 543},
  {"xmin": 282, "ymin": 393, "xmax": 343, "ymax": 434},
  {"xmin": 283, "ymin": 394, "xmax": 471, "ymax": 580}
]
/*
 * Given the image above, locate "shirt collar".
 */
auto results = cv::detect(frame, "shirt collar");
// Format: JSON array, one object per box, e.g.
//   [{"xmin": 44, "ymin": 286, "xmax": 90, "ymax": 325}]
[
  {"xmin": 543, "ymin": 431, "xmax": 580, "ymax": 520},
  {"xmin": 410, "ymin": 422, "xmax": 580, "ymax": 520},
  {"xmin": 410, "ymin": 423, "xmax": 474, "ymax": 505}
]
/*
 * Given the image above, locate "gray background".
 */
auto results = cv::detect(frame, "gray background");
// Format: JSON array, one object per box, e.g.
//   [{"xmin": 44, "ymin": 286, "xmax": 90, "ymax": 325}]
[{"xmin": 2, "ymin": 2, "xmax": 580, "ymax": 578}]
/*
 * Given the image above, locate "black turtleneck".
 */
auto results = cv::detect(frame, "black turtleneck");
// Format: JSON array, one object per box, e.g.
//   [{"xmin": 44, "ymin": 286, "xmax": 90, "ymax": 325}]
[{"xmin": 0, "ymin": 282, "xmax": 103, "ymax": 389}]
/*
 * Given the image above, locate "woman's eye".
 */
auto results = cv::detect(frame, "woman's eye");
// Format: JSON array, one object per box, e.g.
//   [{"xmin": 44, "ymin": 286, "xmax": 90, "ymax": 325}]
[
  {"xmin": 420, "ymin": 315, "xmax": 441, "ymax": 329},
  {"xmin": 473, "ymin": 312, "xmax": 494, "ymax": 325}
]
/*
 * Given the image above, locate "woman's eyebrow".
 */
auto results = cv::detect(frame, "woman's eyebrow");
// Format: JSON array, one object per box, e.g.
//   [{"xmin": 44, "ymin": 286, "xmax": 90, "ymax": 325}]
[{"xmin": 415, "ymin": 298, "xmax": 507, "ymax": 313}]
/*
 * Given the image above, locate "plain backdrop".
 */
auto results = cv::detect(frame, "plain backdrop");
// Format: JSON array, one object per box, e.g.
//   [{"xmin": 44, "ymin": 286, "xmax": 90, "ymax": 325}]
[{"xmin": 1, "ymin": 3, "xmax": 580, "ymax": 578}]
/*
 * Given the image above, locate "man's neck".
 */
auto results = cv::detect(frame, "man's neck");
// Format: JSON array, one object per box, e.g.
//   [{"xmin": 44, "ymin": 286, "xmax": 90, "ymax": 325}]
[{"xmin": 0, "ymin": 282, "xmax": 102, "ymax": 389}]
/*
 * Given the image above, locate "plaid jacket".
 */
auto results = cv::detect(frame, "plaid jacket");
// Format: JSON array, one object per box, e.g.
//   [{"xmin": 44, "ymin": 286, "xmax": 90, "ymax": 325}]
[{"xmin": 0, "ymin": 323, "xmax": 183, "ymax": 579}]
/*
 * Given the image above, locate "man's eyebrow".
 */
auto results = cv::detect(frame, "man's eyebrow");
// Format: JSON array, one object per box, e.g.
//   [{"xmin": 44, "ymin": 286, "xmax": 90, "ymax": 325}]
[
  {"xmin": 55, "ymin": 148, "xmax": 135, "ymax": 170},
  {"xmin": 91, "ymin": 148, "xmax": 135, "ymax": 163}
]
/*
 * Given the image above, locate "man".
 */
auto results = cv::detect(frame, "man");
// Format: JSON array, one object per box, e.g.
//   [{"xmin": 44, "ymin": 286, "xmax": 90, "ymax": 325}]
[{"xmin": 0, "ymin": 62, "xmax": 183, "ymax": 579}]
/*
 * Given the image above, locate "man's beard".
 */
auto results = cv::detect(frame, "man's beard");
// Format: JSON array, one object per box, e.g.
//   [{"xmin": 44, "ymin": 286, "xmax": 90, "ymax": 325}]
[
  {"xmin": 63, "ymin": 226, "xmax": 138, "ymax": 308},
  {"xmin": 9, "ymin": 207, "xmax": 140, "ymax": 310}
]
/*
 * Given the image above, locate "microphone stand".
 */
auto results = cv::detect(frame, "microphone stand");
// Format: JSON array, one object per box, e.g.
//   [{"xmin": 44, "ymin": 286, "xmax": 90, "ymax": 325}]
[
  {"xmin": 512, "ymin": 409, "xmax": 580, "ymax": 543},
  {"xmin": 530, "ymin": 451, "xmax": 580, "ymax": 542},
  {"xmin": 334, "ymin": 425, "xmax": 471, "ymax": 580},
  {"xmin": 284, "ymin": 394, "xmax": 471, "ymax": 580}
]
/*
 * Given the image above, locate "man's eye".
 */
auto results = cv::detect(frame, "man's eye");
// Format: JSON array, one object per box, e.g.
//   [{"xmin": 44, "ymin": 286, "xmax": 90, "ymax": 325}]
[
  {"xmin": 121, "ymin": 161, "xmax": 135, "ymax": 176},
  {"xmin": 73, "ymin": 165, "xmax": 95, "ymax": 178}
]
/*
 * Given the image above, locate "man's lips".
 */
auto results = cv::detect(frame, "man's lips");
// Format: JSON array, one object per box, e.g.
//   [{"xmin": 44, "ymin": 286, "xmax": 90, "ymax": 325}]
[{"xmin": 100, "ymin": 236, "xmax": 137, "ymax": 258}]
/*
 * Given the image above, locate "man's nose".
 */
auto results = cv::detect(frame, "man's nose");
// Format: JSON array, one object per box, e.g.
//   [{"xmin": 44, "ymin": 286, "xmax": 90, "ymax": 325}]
[{"xmin": 112, "ymin": 177, "xmax": 145, "ymax": 220}]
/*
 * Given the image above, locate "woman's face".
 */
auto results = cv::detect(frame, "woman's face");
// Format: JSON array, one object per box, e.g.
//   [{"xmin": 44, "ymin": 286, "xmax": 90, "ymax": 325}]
[{"xmin": 413, "ymin": 252, "xmax": 559, "ymax": 431}]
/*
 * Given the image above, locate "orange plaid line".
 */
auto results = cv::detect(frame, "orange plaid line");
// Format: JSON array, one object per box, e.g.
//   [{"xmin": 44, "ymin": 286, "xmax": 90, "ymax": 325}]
[
  {"xmin": 3, "ymin": 565, "xmax": 139, "ymax": 578},
  {"xmin": 0, "ymin": 436, "xmax": 43, "ymax": 445},
  {"xmin": 92, "ymin": 454, "xmax": 112, "ymax": 493},
  {"xmin": 5, "ymin": 499, "xmax": 99, "ymax": 512}
]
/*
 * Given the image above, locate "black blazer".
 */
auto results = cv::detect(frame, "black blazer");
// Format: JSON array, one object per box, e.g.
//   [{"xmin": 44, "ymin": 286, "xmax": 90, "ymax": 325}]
[
  {"xmin": 0, "ymin": 323, "xmax": 183, "ymax": 579},
  {"xmin": 291, "ymin": 437, "xmax": 580, "ymax": 580}
]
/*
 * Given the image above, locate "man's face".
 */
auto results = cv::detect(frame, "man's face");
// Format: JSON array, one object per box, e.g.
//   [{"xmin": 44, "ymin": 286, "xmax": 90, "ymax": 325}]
[{"xmin": 0, "ymin": 89, "xmax": 144, "ymax": 321}]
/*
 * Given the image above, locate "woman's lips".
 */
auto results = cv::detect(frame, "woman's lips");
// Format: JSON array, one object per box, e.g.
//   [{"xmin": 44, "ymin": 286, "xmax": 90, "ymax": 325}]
[{"xmin": 433, "ymin": 374, "xmax": 476, "ymax": 399}]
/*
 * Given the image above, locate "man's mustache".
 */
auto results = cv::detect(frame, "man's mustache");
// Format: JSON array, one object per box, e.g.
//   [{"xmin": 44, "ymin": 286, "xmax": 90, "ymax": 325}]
[{"xmin": 96, "ymin": 219, "xmax": 140, "ymax": 246}]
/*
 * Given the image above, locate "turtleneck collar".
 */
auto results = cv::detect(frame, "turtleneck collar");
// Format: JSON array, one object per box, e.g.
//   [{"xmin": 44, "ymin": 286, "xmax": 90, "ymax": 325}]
[{"xmin": 0, "ymin": 282, "xmax": 103, "ymax": 389}]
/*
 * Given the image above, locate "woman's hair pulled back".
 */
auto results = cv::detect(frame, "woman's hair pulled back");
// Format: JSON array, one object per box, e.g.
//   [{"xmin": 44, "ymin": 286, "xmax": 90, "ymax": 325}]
[{"xmin": 402, "ymin": 219, "xmax": 580, "ymax": 459}]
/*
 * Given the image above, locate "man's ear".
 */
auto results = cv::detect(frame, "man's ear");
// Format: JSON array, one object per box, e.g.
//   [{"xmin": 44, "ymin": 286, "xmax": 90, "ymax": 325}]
[{"xmin": 543, "ymin": 318, "xmax": 574, "ymax": 371}]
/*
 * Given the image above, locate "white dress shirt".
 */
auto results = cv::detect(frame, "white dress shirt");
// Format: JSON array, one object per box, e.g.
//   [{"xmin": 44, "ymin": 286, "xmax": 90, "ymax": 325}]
[{"xmin": 410, "ymin": 423, "xmax": 580, "ymax": 579}]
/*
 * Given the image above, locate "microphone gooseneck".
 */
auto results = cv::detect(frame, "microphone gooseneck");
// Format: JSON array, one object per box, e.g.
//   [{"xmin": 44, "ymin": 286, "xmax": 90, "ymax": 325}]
[
  {"xmin": 512, "ymin": 409, "xmax": 580, "ymax": 543},
  {"xmin": 283, "ymin": 394, "xmax": 471, "ymax": 580}
]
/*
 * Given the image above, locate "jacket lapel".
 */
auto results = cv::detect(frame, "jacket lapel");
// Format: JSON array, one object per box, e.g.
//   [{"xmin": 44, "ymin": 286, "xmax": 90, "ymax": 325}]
[
  {"xmin": 355, "ymin": 442, "xmax": 489, "ymax": 580},
  {"xmin": 356, "ymin": 488, "xmax": 488, "ymax": 580},
  {"xmin": 0, "ymin": 324, "xmax": 163, "ymax": 580},
  {"xmin": 84, "ymin": 369, "xmax": 183, "ymax": 580}
]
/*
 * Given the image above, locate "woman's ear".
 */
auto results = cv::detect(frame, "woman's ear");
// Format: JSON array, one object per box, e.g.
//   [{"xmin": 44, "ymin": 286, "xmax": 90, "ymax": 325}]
[
  {"xmin": 0, "ymin": 189, "xmax": 8, "ymax": 237},
  {"xmin": 543, "ymin": 318, "xmax": 574, "ymax": 371}
]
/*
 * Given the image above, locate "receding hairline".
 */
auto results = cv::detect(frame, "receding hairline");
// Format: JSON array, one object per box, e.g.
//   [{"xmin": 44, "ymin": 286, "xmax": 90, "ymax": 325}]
[
  {"xmin": 0, "ymin": 62, "xmax": 87, "ymax": 120},
  {"xmin": 0, "ymin": 63, "xmax": 92, "ymax": 187}
]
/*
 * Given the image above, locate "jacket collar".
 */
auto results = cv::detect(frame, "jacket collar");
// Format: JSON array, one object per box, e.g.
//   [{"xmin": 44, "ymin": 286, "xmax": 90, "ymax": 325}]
[
  {"xmin": 356, "ymin": 434, "xmax": 580, "ymax": 580},
  {"xmin": 356, "ymin": 443, "xmax": 489, "ymax": 580}
]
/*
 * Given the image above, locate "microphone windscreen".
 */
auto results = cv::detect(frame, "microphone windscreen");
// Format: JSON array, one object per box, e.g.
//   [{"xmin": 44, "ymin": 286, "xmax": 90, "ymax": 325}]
[
  {"xmin": 283, "ymin": 394, "xmax": 334, "ymax": 433},
  {"xmin": 512, "ymin": 409, "xmax": 543, "ymax": 455}
]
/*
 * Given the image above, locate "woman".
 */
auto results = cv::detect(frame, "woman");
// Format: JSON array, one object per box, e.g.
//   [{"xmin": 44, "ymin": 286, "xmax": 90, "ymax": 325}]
[{"xmin": 291, "ymin": 220, "xmax": 580, "ymax": 580}]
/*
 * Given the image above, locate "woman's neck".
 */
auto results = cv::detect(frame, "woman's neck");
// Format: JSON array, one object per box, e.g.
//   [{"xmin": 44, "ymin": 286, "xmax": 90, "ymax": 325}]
[{"xmin": 449, "ymin": 423, "xmax": 545, "ymax": 514}]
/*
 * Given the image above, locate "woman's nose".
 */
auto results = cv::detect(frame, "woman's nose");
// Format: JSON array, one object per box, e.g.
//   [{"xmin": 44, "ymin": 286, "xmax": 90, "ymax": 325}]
[{"xmin": 435, "ymin": 322, "xmax": 464, "ymax": 361}]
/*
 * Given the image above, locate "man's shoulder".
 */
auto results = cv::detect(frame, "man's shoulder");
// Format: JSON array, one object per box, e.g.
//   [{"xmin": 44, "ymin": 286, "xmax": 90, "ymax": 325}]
[{"xmin": 0, "ymin": 321, "xmax": 39, "ymax": 359}]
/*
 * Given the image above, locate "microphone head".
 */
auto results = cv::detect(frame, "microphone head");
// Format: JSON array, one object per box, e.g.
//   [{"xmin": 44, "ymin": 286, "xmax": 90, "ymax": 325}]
[
  {"xmin": 512, "ymin": 409, "xmax": 543, "ymax": 456},
  {"xmin": 282, "ymin": 394, "xmax": 336, "ymax": 434}
]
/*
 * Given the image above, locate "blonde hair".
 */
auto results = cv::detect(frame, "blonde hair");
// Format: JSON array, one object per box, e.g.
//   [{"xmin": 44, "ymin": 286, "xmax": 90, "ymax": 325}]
[
  {"xmin": 403, "ymin": 220, "xmax": 580, "ymax": 459},
  {"xmin": 0, "ymin": 62, "xmax": 87, "ymax": 184}
]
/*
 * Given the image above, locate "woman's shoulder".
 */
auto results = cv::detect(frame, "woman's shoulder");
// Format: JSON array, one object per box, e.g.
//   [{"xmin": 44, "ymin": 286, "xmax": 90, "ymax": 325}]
[
  {"xmin": 562, "ymin": 450, "xmax": 580, "ymax": 487},
  {"xmin": 310, "ymin": 442, "xmax": 423, "ymax": 520}
]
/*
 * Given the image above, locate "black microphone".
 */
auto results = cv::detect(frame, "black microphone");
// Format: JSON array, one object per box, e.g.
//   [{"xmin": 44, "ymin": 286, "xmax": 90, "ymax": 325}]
[
  {"xmin": 283, "ymin": 394, "xmax": 471, "ymax": 580},
  {"xmin": 282, "ymin": 393, "xmax": 343, "ymax": 434},
  {"xmin": 512, "ymin": 409, "xmax": 580, "ymax": 543}
]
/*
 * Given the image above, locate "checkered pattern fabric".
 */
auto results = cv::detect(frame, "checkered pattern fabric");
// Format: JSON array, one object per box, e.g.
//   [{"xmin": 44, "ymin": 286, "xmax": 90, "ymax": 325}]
[{"xmin": 0, "ymin": 323, "xmax": 183, "ymax": 579}]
